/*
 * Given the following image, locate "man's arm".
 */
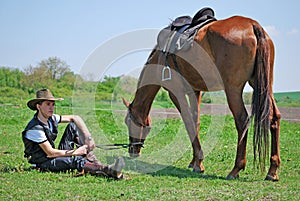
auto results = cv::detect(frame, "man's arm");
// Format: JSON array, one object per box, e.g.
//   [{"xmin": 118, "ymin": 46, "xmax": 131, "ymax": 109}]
[
  {"xmin": 60, "ymin": 115, "xmax": 95, "ymax": 150},
  {"xmin": 39, "ymin": 140, "xmax": 88, "ymax": 158}
]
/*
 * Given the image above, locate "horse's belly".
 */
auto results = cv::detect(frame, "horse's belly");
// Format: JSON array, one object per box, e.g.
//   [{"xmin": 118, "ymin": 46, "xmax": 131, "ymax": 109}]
[
  {"xmin": 187, "ymin": 73, "xmax": 225, "ymax": 92},
  {"xmin": 178, "ymin": 55, "xmax": 224, "ymax": 92}
]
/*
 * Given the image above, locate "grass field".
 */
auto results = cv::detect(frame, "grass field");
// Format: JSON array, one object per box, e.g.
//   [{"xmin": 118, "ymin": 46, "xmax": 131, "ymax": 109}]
[
  {"xmin": 274, "ymin": 91, "xmax": 300, "ymax": 107},
  {"xmin": 0, "ymin": 105, "xmax": 300, "ymax": 200}
]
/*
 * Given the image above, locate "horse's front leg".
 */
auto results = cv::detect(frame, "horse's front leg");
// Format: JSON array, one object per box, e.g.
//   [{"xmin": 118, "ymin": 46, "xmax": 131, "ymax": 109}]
[
  {"xmin": 187, "ymin": 91, "xmax": 204, "ymax": 172},
  {"xmin": 169, "ymin": 90, "xmax": 204, "ymax": 173},
  {"xmin": 189, "ymin": 137, "xmax": 205, "ymax": 173}
]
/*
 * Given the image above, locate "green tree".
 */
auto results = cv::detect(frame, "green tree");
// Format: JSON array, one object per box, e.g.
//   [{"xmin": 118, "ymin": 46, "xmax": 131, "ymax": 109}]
[
  {"xmin": 156, "ymin": 89, "xmax": 169, "ymax": 102},
  {"xmin": 22, "ymin": 57, "xmax": 72, "ymax": 93},
  {"xmin": 0, "ymin": 67, "xmax": 25, "ymax": 89},
  {"xmin": 55, "ymin": 71, "xmax": 77, "ymax": 90},
  {"xmin": 39, "ymin": 57, "xmax": 71, "ymax": 80},
  {"xmin": 22, "ymin": 65, "xmax": 52, "ymax": 92}
]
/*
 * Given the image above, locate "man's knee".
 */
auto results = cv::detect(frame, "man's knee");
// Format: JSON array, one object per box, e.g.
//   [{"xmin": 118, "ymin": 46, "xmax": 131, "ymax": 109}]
[{"xmin": 64, "ymin": 122, "xmax": 79, "ymax": 137}]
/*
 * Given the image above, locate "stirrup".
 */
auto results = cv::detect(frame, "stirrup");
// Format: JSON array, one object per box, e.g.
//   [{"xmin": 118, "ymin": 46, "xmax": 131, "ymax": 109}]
[{"xmin": 162, "ymin": 66, "xmax": 172, "ymax": 81}]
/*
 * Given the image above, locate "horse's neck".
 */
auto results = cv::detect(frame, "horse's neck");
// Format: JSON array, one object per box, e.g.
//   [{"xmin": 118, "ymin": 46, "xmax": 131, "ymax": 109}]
[
  {"xmin": 130, "ymin": 50, "xmax": 161, "ymax": 123},
  {"xmin": 131, "ymin": 85, "xmax": 160, "ymax": 123}
]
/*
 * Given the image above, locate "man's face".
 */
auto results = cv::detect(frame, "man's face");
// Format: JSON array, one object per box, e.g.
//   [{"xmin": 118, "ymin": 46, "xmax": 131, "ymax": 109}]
[{"xmin": 37, "ymin": 100, "xmax": 55, "ymax": 118}]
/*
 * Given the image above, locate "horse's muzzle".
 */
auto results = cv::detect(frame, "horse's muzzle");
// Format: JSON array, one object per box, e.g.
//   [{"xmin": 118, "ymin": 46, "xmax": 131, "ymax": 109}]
[{"xmin": 128, "ymin": 142, "xmax": 144, "ymax": 158}]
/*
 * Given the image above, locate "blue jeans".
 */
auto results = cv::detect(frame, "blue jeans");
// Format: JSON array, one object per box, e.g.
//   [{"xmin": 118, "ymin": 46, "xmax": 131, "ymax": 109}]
[
  {"xmin": 38, "ymin": 122, "xmax": 88, "ymax": 172},
  {"xmin": 39, "ymin": 156, "xmax": 87, "ymax": 172}
]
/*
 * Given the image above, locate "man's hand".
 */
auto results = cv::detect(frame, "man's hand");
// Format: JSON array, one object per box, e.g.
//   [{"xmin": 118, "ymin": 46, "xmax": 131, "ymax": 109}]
[
  {"xmin": 85, "ymin": 137, "xmax": 95, "ymax": 151},
  {"xmin": 73, "ymin": 145, "xmax": 88, "ymax": 156}
]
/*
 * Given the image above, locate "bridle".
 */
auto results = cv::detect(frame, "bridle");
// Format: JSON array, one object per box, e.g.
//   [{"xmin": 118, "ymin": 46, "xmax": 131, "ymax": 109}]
[
  {"xmin": 126, "ymin": 107, "xmax": 152, "ymax": 148},
  {"xmin": 127, "ymin": 107, "xmax": 148, "ymax": 128}
]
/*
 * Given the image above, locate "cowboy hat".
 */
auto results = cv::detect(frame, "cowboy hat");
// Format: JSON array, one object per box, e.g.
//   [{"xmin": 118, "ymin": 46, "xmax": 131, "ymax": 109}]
[{"xmin": 27, "ymin": 89, "xmax": 64, "ymax": 110}]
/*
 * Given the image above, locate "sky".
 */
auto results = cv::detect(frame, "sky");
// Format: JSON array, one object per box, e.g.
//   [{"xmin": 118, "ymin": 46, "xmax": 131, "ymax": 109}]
[{"xmin": 0, "ymin": 0, "xmax": 299, "ymax": 92}]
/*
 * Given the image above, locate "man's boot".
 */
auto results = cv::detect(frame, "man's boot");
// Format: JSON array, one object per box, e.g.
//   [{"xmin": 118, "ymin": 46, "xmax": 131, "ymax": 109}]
[
  {"xmin": 86, "ymin": 151, "xmax": 101, "ymax": 165},
  {"xmin": 83, "ymin": 157, "xmax": 125, "ymax": 180}
]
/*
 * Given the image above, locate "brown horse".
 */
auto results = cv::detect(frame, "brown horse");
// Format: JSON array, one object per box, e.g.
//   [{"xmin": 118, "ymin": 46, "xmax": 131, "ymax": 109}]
[{"xmin": 122, "ymin": 14, "xmax": 281, "ymax": 181}]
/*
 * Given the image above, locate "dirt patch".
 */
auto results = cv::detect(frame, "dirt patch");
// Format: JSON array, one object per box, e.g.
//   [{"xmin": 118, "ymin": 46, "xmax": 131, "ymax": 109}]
[{"xmin": 149, "ymin": 104, "xmax": 300, "ymax": 123}]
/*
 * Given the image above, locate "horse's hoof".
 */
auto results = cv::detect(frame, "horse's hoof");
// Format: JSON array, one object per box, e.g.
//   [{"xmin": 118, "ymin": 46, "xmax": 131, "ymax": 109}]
[
  {"xmin": 226, "ymin": 174, "xmax": 239, "ymax": 180},
  {"xmin": 265, "ymin": 175, "xmax": 279, "ymax": 182},
  {"xmin": 193, "ymin": 167, "xmax": 204, "ymax": 173},
  {"xmin": 129, "ymin": 153, "xmax": 140, "ymax": 158}
]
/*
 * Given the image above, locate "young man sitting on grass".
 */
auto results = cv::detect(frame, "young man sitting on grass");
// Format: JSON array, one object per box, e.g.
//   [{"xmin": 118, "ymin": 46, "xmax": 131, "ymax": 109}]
[{"xmin": 22, "ymin": 88, "xmax": 124, "ymax": 180}]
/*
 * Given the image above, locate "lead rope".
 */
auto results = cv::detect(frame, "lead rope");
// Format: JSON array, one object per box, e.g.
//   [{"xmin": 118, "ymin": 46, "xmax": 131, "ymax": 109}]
[{"xmin": 69, "ymin": 141, "xmax": 144, "ymax": 151}]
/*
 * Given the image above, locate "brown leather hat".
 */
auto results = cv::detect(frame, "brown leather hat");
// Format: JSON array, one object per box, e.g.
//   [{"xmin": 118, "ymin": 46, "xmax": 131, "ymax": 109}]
[{"xmin": 27, "ymin": 89, "xmax": 64, "ymax": 110}]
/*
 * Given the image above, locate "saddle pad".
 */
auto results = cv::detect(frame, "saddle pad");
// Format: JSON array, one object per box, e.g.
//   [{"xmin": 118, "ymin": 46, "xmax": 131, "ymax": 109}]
[{"xmin": 157, "ymin": 7, "xmax": 216, "ymax": 53}]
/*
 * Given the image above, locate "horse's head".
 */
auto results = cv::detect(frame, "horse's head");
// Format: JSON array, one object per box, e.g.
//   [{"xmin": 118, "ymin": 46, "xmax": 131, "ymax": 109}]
[{"xmin": 122, "ymin": 98, "xmax": 151, "ymax": 158}]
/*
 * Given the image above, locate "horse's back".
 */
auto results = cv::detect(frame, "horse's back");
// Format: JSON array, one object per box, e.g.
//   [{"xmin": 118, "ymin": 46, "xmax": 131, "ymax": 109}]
[
  {"xmin": 199, "ymin": 15, "xmax": 259, "ymax": 57},
  {"xmin": 194, "ymin": 16, "xmax": 267, "ymax": 91}
]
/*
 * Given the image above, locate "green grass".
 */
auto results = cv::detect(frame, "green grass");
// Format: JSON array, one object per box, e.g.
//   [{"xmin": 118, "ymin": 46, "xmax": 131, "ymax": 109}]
[
  {"xmin": 274, "ymin": 91, "xmax": 300, "ymax": 107},
  {"xmin": 0, "ymin": 105, "xmax": 300, "ymax": 200},
  {"xmin": 275, "ymin": 91, "xmax": 300, "ymax": 100}
]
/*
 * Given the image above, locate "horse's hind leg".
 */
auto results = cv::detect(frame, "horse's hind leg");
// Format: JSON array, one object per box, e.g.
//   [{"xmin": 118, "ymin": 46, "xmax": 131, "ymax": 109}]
[
  {"xmin": 225, "ymin": 88, "xmax": 250, "ymax": 179},
  {"xmin": 266, "ymin": 95, "xmax": 281, "ymax": 181}
]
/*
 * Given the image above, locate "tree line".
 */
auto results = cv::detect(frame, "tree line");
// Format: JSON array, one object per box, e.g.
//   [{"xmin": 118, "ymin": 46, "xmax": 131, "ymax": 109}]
[
  {"xmin": 0, "ymin": 57, "xmax": 124, "ymax": 102},
  {"xmin": 1, "ymin": 56, "xmax": 253, "ymax": 106}
]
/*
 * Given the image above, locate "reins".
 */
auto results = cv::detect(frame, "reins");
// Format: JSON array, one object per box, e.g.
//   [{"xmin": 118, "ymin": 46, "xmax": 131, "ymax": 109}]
[
  {"xmin": 96, "ymin": 142, "xmax": 144, "ymax": 150},
  {"xmin": 69, "ymin": 141, "xmax": 144, "ymax": 151},
  {"xmin": 69, "ymin": 107, "xmax": 148, "ymax": 151}
]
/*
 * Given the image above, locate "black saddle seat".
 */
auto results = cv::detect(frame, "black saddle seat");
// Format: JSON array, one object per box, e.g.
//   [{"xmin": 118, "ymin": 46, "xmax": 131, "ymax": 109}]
[
  {"xmin": 171, "ymin": 7, "xmax": 215, "ymax": 30},
  {"xmin": 157, "ymin": 7, "xmax": 216, "ymax": 53},
  {"xmin": 191, "ymin": 7, "xmax": 215, "ymax": 26}
]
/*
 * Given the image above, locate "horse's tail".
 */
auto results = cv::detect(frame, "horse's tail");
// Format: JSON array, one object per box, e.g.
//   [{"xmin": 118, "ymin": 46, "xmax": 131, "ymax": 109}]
[{"xmin": 251, "ymin": 24, "xmax": 271, "ymax": 172}]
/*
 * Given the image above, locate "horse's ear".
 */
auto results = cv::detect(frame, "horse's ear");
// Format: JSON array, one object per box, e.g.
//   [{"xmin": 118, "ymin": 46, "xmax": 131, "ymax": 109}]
[{"xmin": 122, "ymin": 97, "xmax": 130, "ymax": 108}]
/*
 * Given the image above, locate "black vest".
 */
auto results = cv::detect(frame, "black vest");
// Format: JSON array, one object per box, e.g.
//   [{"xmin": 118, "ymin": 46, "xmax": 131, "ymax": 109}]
[{"xmin": 22, "ymin": 113, "xmax": 59, "ymax": 164}]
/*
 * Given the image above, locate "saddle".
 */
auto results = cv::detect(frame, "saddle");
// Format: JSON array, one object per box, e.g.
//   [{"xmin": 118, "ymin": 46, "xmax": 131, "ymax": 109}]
[{"xmin": 157, "ymin": 7, "xmax": 216, "ymax": 53}]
